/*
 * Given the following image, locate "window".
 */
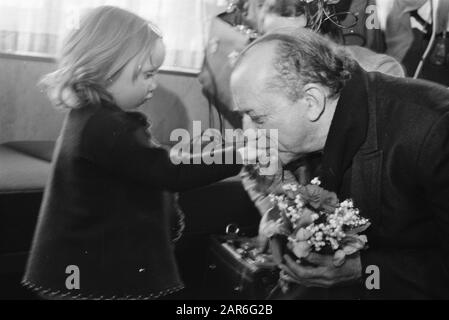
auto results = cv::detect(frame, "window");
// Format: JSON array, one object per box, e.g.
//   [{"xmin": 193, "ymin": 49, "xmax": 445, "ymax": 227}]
[{"xmin": 0, "ymin": 0, "xmax": 224, "ymax": 72}]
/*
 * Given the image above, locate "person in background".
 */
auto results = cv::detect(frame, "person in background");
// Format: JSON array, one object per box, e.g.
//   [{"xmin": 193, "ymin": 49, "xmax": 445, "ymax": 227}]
[
  {"xmin": 199, "ymin": 0, "xmax": 405, "ymax": 131},
  {"xmin": 255, "ymin": 0, "xmax": 405, "ymax": 77},
  {"xmin": 22, "ymin": 6, "xmax": 260, "ymax": 300},
  {"xmin": 380, "ymin": 0, "xmax": 449, "ymax": 63}
]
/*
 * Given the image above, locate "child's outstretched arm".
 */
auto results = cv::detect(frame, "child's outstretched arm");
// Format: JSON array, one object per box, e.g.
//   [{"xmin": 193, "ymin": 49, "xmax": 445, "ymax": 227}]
[{"xmin": 79, "ymin": 111, "xmax": 244, "ymax": 192}]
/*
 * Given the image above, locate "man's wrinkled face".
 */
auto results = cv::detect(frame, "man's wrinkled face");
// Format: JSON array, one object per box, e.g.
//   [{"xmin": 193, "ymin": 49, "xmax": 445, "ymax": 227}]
[{"xmin": 230, "ymin": 43, "xmax": 311, "ymax": 165}]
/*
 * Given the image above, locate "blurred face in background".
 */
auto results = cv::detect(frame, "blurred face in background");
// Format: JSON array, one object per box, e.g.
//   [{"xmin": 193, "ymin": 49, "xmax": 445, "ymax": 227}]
[
  {"xmin": 257, "ymin": 0, "xmax": 307, "ymax": 34},
  {"xmin": 245, "ymin": 0, "xmax": 266, "ymax": 30}
]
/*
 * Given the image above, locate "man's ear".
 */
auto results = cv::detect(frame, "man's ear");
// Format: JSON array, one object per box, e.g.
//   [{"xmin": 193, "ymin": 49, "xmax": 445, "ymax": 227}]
[{"xmin": 303, "ymin": 84, "xmax": 327, "ymax": 122}]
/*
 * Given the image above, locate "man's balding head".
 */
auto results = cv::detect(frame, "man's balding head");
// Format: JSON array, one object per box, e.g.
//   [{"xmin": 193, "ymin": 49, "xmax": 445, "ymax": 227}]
[
  {"xmin": 233, "ymin": 27, "xmax": 356, "ymax": 102},
  {"xmin": 230, "ymin": 27, "xmax": 352, "ymax": 164}
]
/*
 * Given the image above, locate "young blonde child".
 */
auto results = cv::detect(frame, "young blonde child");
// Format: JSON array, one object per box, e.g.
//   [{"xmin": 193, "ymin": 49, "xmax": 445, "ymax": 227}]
[{"xmin": 22, "ymin": 6, "xmax": 249, "ymax": 300}]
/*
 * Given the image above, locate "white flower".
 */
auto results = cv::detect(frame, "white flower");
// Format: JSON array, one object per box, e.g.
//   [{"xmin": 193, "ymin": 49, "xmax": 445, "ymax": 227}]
[
  {"xmin": 282, "ymin": 183, "xmax": 298, "ymax": 192},
  {"xmin": 311, "ymin": 177, "xmax": 322, "ymax": 186}
]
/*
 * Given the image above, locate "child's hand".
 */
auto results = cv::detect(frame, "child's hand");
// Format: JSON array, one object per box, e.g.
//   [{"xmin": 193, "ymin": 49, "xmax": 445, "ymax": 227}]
[{"xmin": 237, "ymin": 118, "xmax": 280, "ymax": 173}]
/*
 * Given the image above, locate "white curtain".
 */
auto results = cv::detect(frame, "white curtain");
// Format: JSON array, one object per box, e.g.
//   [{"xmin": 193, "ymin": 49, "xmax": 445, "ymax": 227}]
[{"xmin": 0, "ymin": 0, "xmax": 225, "ymax": 72}]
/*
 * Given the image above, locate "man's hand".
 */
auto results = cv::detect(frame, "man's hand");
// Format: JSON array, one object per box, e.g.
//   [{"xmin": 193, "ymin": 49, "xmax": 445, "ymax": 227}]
[{"xmin": 280, "ymin": 252, "xmax": 363, "ymax": 288}]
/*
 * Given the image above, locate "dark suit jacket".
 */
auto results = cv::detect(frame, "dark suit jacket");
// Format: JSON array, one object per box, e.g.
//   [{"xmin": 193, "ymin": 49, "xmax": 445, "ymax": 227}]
[
  {"xmin": 23, "ymin": 101, "xmax": 241, "ymax": 299},
  {"xmin": 347, "ymin": 69, "xmax": 449, "ymax": 299}
]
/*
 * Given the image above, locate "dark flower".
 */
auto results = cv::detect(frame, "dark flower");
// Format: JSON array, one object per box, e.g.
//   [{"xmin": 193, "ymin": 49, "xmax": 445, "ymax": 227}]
[
  {"xmin": 298, "ymin": 185, "xmax": 339, "ymax": 213},
  {"xmin": 298, "ymin": 185, "xmax": 323, "ymax": 209},
  {"xmin": 320, "ymin": 191, "xmax": 339, "ymax": 214}
]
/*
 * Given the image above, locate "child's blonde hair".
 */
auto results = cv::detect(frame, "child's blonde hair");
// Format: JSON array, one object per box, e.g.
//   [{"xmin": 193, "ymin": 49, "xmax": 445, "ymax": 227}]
[{"xmin": 41, "ymin": 6, "xmax": 163, "ymax": 109}]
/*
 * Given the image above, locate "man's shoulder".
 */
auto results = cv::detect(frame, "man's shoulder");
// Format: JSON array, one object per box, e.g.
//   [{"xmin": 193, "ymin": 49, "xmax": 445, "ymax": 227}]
[
  {"xmin": 370, "ymin": 73, "xmax": 449, "ymax": 121},
  {"xmin": 364, "ymin": 73, "xmax": 449, "ymax": 153}
]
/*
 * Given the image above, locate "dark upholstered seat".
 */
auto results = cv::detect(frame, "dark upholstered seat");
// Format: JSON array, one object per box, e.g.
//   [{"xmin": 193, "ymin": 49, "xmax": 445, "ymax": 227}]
[
  {"xmin": 0, "ymin": 141, "xmax": 55, "ymax": 277},
  {"xmin": 0, "ymin": 141, "xmax": 54, "ymax": 194},
  {"xmin": 0, "ymin": 141, "xmax": 54, "ymax": 302}
]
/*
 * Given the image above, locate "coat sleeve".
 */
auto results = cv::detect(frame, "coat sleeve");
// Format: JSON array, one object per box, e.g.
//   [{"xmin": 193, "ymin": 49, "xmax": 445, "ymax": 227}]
[
  {"xmin": 416, "ymin": 112, "xmax": 449, "ymax": 287},
  {"xmin": 360, "ymin": 112, "xmax": 449, "ymax": 299},
  {"xmin": 79, "ymin": 112, "xmax": 242, "ymax": 192}
]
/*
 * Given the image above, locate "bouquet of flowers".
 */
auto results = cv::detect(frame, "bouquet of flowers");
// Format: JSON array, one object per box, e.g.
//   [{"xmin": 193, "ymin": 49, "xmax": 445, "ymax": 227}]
[{"xmin": 259, "ymin": 177, "xmax": 370, "ymax": 288}]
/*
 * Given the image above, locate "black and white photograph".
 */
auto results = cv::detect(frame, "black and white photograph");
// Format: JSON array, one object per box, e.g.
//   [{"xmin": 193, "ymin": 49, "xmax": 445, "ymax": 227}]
[{"xmin": 1, "ymin": 0, "xmax": 449, "ymax": 304}]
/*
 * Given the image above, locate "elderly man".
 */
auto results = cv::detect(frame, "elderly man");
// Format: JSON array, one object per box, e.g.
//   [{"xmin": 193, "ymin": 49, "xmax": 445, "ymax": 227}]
[{"xmin": 231, "ymin": 27, "xmax": 449, "ymax": 299}]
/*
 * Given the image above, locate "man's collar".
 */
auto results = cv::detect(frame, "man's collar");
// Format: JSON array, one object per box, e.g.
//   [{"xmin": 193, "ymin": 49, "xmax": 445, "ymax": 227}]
[{"xmin": 319, "ymin": 65, "xmax": 370, "ymax": 195}]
